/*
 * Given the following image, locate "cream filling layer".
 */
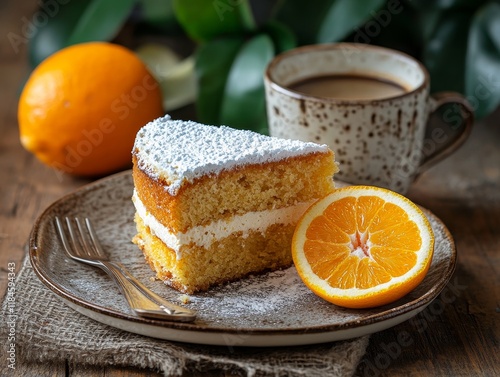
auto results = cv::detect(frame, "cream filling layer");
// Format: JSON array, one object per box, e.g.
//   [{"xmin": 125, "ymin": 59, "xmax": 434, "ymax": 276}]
[{"xmin": 132, "ymin": 190, "xmax": 313, "ymax": 259}]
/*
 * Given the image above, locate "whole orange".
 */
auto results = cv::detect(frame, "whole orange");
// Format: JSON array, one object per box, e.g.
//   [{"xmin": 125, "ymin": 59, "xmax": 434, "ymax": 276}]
[{"xmin": 18, "ymin": 42, "xmax": 163, "ymax": 176}]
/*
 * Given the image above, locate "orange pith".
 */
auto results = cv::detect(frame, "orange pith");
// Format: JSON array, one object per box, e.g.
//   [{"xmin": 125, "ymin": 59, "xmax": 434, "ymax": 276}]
[{"xmin": 292, "ymin": 186, "xmax": 434, "ymax": 309}]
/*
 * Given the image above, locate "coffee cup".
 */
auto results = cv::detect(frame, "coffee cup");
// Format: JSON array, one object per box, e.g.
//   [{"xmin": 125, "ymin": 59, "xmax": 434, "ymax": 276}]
[{"xmin": 264, "ymin": 43, "xmax": 474, "ymax": 194}]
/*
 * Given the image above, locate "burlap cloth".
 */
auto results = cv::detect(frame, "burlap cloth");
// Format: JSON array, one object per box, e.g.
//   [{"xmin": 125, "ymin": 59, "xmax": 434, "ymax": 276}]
[{"xmin": 1, "ymin": 254, "xmax": 369, "ymax": 376}]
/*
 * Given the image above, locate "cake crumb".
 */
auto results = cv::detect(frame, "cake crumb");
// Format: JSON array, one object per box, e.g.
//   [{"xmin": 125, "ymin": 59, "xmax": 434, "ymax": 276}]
[{"xmin": 178, "ymin": 294, "xmax": 191, "ymax": 304}]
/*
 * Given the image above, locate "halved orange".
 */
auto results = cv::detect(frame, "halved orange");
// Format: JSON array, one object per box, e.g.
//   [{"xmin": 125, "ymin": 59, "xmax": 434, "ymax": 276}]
[{"xmin": 292, "ymin": 186, "xmax": 434, "ymax": 309}]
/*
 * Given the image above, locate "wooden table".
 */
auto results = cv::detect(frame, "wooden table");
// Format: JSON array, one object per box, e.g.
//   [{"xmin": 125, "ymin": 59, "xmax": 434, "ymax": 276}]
[{"xmin": 1, "ymin": 1, "xmax": 499, "ymax": 376}]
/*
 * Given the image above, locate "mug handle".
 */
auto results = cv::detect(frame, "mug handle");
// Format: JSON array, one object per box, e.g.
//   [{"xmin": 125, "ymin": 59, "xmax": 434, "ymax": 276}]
[{"xmin": 417, "ymin": 91, "xmax": 474, "ymax": 174}]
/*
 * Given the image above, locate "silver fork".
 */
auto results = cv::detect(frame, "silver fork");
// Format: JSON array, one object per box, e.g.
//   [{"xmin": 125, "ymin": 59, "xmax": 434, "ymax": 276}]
[{"xmin": 55, "ymin": 216, "xmax": 196, "ymax": 322}]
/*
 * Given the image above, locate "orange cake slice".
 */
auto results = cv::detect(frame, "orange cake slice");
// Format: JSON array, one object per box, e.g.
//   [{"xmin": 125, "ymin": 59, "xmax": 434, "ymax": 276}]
[{"xmin": 131, "ymin": 116, "xmax": 338, "ymax": 293}]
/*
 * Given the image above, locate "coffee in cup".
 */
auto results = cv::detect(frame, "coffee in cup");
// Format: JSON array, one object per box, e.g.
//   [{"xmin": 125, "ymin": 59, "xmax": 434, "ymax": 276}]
[
  {"xmin": 264, "ymin": 43, "xmax": 474, "ymax": 194},
  {"xmin": 288, "ymin": 74, "xmax": 407, "ymax": 100}
]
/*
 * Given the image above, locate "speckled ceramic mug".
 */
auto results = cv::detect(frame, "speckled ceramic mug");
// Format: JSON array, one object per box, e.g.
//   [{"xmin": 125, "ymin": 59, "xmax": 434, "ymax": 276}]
[{"xmin": 264, "ymin": 43, "xmax": 474, "ymax": 194}]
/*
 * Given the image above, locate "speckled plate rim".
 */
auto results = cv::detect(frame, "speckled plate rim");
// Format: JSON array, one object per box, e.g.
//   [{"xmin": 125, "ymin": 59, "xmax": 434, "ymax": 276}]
[{"xmin": 29, "ymin": 170, "xmax": 457, "ymax": 347}]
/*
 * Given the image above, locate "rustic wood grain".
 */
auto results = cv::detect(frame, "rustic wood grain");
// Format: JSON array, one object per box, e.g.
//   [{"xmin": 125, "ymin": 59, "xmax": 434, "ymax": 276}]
[
  {"xmin": 0, "ymin": 0, "xmax": 89, "ymax": 298},
  {"xmin": 0, "ymin": 358, "xmax": 66, "ymax": 377},
  {"xmin": 357, "ymin": 107, "xmax": 500, "ymax": 377},
  {"xmin": 1, "ymin": 1, "xmax": 498, "ymax": 376}
]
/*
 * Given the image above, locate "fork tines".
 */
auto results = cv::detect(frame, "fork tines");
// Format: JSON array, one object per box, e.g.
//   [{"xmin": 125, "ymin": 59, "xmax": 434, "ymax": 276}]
[{"xmin": 55, "ymin": 217, "xmax": 106, "ymax": 259}]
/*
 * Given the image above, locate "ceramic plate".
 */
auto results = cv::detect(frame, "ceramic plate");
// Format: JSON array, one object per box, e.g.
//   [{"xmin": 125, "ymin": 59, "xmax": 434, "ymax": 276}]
[{"xmin": 29, "ymin": 170, "xmax": 456, "ymax": 347}]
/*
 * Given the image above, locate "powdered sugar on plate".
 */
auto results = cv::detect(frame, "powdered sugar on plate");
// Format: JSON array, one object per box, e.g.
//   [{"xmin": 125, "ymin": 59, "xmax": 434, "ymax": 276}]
[
  {"xmin": 31, "ymin": 171, "xmax": 457, "ymax": 342},
  {"xmin": 189, "ymin": 268, "xmax": 309, "ymax": 316},
  {"xmin": 170, "ymin": 208, "xmax": 456, "ymax": 330}
]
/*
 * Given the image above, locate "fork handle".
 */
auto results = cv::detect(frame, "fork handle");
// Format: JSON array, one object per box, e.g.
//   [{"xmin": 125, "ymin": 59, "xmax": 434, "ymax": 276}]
[{"xmin": 97, "ymin": 260, "xmax": 196, "ymax": 322}]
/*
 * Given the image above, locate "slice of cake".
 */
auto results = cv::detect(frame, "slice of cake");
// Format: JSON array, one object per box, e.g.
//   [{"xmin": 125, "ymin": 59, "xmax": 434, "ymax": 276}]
[{"xmin": 131, "ymin": 116, "xmax": 338, "ymax": 293}]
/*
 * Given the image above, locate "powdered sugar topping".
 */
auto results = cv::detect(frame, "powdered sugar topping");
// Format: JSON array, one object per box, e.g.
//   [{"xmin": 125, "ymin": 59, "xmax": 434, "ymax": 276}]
[{"xmin": 133, "ymin": 115, "xmax": 330, "ymax": 195}]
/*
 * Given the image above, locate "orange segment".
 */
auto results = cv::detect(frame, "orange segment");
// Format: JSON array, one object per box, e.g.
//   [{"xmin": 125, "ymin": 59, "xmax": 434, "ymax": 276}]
[
  {"xmin": 355, "ymin": 195, "xmax": 385, "ymax": 233},
  {"xmin": 306, "ymin": 216, "xmax": 350, "ymax": 243},
  {"xmin": 370, "ymin": 220, "xmax": 422, "ymax": 251},
  {"xmin": 356, "ymin": 258, "xmax": 392, "ymax": 289},
  {"xmin": 323, "ymin": 197, "xmax": 358, "ymax": 235},
  {"xmin": 304, "ymin": 241, "xmax": 350, "ymax": 280},
  {"xmin": 368, "ymin": 202, "xmax": 410, "ymax": 233},
  {"xmin": 327, "ymin": 255, "xmax": 360, "ymax": 289},
  {"xmin": 292, "ymin": 185, "xmax": 434, "ymax": 309},
  {"xmin": 370, "ymin": 247, "xmax": 417, "ymax": 277}
]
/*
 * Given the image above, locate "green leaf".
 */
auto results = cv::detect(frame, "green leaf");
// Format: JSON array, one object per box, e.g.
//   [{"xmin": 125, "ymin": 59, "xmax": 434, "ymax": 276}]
[
  {"xmin": 173, "ymin": 0, "xmax": 255, "ymax": 42},
  {"xmin": 66, "ymin": 0, "xmax": 136, "ymax": 45},
  {"xmin": 316, "ymin": 0, "xmax": 386, "ymax": 43},
  {"xmin": 250, "ymin": 0, "xmax": 284, "ymax": 26},
  {"xmin": 466, "ymin": 2, "xmax": 500, "ymax": 118},
  {"xmin": 195, "ymin": 37, "xmax": 245, "ymax": 124},
  {"xmin": 422, "ymin": 11, "xmax": 473, "ymax": 94},
  {"xmin": 220, "ymin": 34, "xmax": 274, "ymax": 133},
  {"xmin": 28, "ymin": 0, "xmax": 89, "ymax": 68},
  {"xmin": 416, "ymin": 9, "xmax": 443, "ymax": 44},
  {"xmin": 138, "ymin": 0, "xmax": 179, "ymax": 31},
  {"xmin": 409, "ymin": 0, "xmax": 487, "ymax": 11},
  {"xmin": 356, "ymin": 4, "xmax": 420, "ymax": 57},
  {"xmin": 263, "ymin": 20, "xmax": 296, "ymax": 53},
  {"xmin": 275, "ymin": 0, "xmax": 335, "ymax": 45}
]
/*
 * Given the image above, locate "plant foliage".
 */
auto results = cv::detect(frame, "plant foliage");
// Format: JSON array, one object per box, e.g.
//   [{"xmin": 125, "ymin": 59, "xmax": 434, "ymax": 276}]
[{"xmin": 29, "ymin": 0, "xmax": 500, "ymax": 131}]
